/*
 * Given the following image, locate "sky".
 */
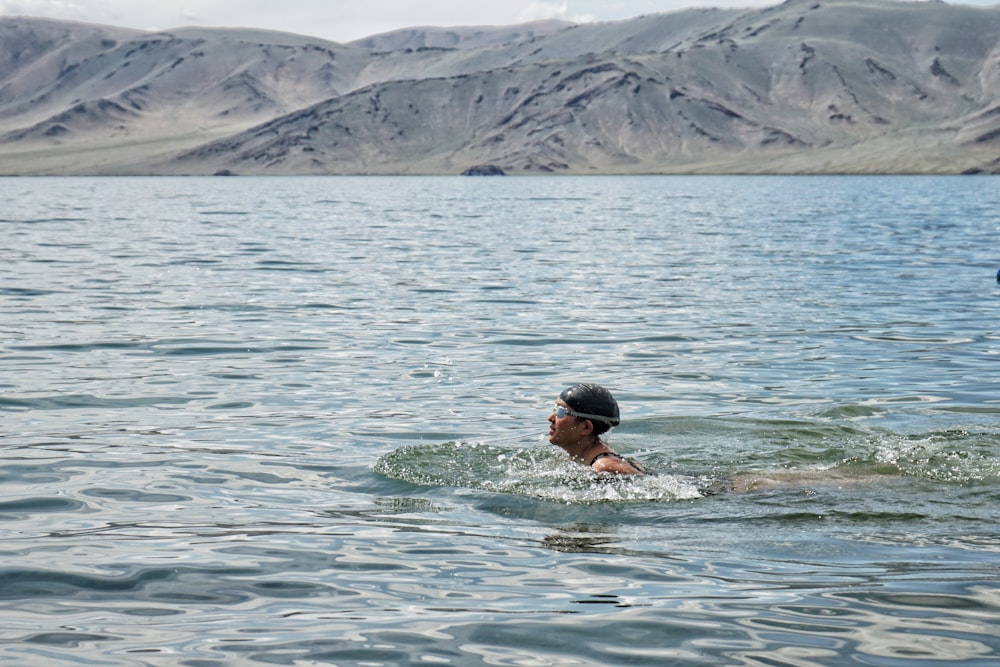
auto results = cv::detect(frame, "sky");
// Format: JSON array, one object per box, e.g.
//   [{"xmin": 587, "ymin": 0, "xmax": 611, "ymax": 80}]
[{"xmin": 0, "ymin": 0, "xmax": 996, "ymax": 43}]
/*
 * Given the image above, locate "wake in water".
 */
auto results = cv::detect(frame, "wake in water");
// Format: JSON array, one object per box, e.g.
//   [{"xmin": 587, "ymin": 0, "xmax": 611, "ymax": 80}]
[
  {"xmin": 372, "ymin": 440, "xmax": 705, "ymax": 503},
  {"xmin": 372, "ymin": 415, "xmax": 1000, "ymax": 504}
]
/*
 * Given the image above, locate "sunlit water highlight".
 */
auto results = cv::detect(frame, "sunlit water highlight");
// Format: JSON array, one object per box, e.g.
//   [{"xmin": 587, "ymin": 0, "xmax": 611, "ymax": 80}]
[{"xmin": 1, "ymin": 175, "xmax": 998, "ymax": 666}]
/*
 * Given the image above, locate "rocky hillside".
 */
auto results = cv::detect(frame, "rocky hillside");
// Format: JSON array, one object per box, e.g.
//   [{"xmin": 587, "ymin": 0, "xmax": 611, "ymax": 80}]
[{"xmin": 1, "ymin": 0, "xmax": 999, "ymax": 175}]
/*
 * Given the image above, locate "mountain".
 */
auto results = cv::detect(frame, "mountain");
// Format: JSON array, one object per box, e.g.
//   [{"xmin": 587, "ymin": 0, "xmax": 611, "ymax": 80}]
[
  {"xmin": 349, "ymin": 20, "xmax": 573, "ymax": 51},
  {"xmin": 1, "ymin": 0, "xmax": 999, "ymax": 175}
]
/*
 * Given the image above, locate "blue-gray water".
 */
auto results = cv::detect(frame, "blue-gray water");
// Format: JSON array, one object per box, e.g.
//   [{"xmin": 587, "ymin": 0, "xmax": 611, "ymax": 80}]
[{"xmin": 1, "ymin": 175, "xmax": 998, "ymax": 666}]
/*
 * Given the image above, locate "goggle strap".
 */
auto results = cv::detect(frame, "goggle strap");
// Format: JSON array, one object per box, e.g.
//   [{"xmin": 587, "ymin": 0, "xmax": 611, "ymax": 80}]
[
  {"xmin": 556, "ymin": 405, "xmax": 617, "ymax": 425},
  {"xmin": 571, "ymin": 410, "xmax": 617, "ymax": 425}
]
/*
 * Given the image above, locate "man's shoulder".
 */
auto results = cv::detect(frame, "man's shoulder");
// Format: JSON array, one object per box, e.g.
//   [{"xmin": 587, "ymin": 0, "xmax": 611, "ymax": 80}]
[{"xmin": 591, "ymin": 451, "xmax": 647, "ymax": 475}]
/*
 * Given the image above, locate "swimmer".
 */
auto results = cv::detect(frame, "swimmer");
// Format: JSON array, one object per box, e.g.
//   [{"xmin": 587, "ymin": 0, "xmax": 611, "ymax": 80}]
[{"xmin": 548, "ymin": 383, "xmax": 648, "ymax": 475}]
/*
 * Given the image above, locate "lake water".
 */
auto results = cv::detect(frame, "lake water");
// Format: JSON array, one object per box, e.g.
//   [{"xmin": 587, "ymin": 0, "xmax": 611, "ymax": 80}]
[{"xmin": 1, "ymin": 175, "xmax": 998, "ymax": 666}]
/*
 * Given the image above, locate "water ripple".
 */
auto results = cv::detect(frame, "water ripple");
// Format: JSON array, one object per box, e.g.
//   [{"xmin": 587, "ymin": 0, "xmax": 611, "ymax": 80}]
[{"xmin": 2, "ymin": 175, "xmax": 998, "ymax": 666}]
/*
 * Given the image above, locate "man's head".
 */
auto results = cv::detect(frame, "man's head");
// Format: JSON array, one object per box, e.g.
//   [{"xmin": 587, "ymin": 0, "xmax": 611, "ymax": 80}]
[{"xmin": 558, "ymin": 383, "xmax": 620, "ymax": 435}]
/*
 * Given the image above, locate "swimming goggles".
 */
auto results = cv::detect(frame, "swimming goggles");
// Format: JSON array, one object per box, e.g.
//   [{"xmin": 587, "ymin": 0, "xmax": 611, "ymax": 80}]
[{"xmin": 553, "ymin": 404, "xmax": 616, "ymax": 424}]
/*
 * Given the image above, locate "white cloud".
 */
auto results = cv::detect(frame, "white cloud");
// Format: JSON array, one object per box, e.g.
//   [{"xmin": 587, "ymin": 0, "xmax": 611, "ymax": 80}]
[
  {"xmin": 514, "ymin": 1, "xmax": 596, "ymax": 25},
  {"xmin": 0, "ymin": 0, "xmax": 86, "ymax": 18},
  {"xmin": 516, "ymin": 1, "xmax": 569, "ymax": 22}
]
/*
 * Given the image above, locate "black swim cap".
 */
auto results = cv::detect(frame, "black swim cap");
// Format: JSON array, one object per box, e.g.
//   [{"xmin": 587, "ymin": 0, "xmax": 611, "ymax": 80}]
[{"xmin": 559, "ymin": 383, "xmax": 620, "ymax": 428}]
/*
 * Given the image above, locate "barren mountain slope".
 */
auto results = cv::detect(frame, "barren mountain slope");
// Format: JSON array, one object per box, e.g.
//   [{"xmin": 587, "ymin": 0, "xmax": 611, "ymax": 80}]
[
  {"xmin": 349, "ymin": 19, "xmax": 573, "ymax": 51},
  {"xmin": 172, "ymin": 0, "xmax": 1000, "ymax": 175},
  {"xmin": 2, "ymin": 0, "xmax": 999, "ymax": 175},
  {"xmin": 0, "ymin": 18, "xmax": 374, "ymax": 172}
]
